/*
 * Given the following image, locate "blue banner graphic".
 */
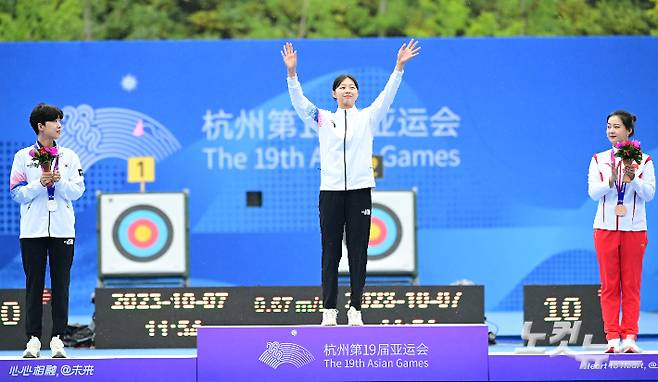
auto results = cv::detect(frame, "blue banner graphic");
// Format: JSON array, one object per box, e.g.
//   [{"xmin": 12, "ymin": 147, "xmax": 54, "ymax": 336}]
[{"xmin": 1, "ymin": 37, "xmax": 657, "ymax": 314}]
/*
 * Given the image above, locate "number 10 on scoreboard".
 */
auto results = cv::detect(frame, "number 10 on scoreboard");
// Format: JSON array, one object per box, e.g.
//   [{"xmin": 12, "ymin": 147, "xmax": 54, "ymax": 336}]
[{"xmin": 128, "ymin": 156, "xmax": 155, "ymax": 192}]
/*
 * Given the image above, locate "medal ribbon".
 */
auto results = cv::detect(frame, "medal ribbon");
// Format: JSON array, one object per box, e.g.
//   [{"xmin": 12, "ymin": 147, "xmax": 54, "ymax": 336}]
[
  {"xmin": 35, "ymin": 142, "xmax": 59, "ymax": 203},
  {"xmin": 611, "ymin": 149, "xmax": 625, "ymax": 205}
]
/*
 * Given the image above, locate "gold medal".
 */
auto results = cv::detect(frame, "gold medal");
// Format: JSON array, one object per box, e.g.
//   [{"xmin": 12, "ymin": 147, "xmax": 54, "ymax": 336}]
[{"xmin": 615, "ymin": 204, "xmax": 627, "ymax": 217}]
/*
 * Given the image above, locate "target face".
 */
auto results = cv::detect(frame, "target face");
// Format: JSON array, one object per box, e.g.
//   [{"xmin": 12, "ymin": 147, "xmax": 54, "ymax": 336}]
[
  {"xmin": 367, "ymin": 203, "xmax": 402, "ymax": 260},
  {"xmin": 112, "ymin": 205, "xmax": 174, "ymax": 262}
]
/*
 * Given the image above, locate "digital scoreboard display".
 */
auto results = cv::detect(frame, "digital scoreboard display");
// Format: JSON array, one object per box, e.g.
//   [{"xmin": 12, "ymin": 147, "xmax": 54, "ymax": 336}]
[
  {"xmin": 95, "ymin": 285, "xmax": 484, "ymax": 348},
  {"xmin": 524, "ymin": 284, "xmax": 605, "ymax": 346},
  {"xmin": 0, "ymin": 289, "xmax": 53, "ymax": 350}
]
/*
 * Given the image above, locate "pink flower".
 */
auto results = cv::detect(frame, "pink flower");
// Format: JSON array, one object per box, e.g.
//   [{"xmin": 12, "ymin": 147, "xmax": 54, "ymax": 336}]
[
  {"xmin": 45, "ymin": 147, "xmax": 58, "ymax": 156},
  {"xmin": 28, "ymin": 149, "xmax": 36, "ymax": 157}
]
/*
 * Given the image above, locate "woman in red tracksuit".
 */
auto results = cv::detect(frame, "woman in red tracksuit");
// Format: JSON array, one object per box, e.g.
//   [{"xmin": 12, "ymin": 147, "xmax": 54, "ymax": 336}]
[{"xmin": 588, "ymin": 110, "xmax": 655, "ymax": 353}]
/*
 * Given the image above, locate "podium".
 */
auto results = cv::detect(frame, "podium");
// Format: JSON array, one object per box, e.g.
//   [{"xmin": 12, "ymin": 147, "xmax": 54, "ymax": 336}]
[{"xmin": 197, "ymin": 325, "xmax": 489, "ymax": 381}]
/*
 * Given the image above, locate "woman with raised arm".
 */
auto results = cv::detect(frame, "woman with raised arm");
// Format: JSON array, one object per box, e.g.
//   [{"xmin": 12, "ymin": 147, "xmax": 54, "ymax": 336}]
[{"xmin": 282, "ymin": 39, "xmax": 420, "ymax": 326}]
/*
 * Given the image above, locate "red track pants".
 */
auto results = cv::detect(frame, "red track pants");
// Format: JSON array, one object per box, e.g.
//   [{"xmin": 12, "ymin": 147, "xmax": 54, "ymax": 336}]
[{"xmin": 593, "ymin": 229, "xmax": 648, "ymax": 340}]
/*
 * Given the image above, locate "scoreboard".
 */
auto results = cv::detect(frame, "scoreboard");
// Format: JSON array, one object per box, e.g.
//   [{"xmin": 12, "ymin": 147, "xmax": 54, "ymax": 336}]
[
  {"xmin": 0, "ymin": 289, "xmax": 53, "ymax": 350},
  {"xmin": 524, "ymin": 284, "xmax": 605, "ymax": 346},
  {"xmin": 95, "ymin": 285, "xmax": 484, "ymax": 348}
]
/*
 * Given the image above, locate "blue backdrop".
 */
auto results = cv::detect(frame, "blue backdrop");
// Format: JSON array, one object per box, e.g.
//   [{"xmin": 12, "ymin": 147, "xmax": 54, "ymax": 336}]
[{"xmin": 1, "ymin": 37, "xmax": 657, "ymax": 316}]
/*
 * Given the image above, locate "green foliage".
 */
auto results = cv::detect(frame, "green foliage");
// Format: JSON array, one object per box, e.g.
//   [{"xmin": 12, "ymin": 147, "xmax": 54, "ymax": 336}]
[
  {"xmin": 91, "ymin": 0, "xmax": 189, "ymax": 40},
  {"xmin": 650, "ymin": 0, "xmax": 658, "ymax": 35},
  {"xmin": 404, "ymin": 0, "xmax": 470, "ymax": 37},
  {"xmin": 0, "ymin": 0, "xmax": 84, "ymax": 41},
  {"xmin": 1, "ymin": 0, "xmax": 658, "ymax": 41},
  {"xmin": 596, "ymin": 0, "xmax": 651, "ymax": 35}
]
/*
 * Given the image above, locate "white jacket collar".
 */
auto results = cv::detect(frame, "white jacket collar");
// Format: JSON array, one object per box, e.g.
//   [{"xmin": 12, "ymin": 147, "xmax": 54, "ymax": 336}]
[{"xmin": 335, "ymin": 106, "xmax": 359, "ymax": 114}]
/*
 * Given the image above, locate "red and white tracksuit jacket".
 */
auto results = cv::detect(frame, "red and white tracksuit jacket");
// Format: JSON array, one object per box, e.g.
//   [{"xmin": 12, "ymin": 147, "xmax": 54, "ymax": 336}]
[{"xmin": 588, "ymin": 147, "xmax": 655, "ymax": 340}]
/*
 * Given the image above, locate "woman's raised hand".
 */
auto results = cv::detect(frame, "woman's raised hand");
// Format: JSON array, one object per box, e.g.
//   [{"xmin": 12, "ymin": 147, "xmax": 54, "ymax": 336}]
[
  {"xmin": 396, "ymin": 38, "xmax": 421, "ymax": 71},
  {"xmin": 623, "ymin": 162, "xmax": 637, "ymax": 183},
  {"xmin": 281, "ymin": 42, "xmax": 297, "ymax": 77}
]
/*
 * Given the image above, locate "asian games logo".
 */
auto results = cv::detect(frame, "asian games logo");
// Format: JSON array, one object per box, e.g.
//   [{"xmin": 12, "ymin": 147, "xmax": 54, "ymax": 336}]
[
  {"xmin": 59, "ymin": 104, "xmax": 182, "ymax": 170},
  {"xmin": 258, "ymin": 341, "xmax": 315, "ymax": 369}
]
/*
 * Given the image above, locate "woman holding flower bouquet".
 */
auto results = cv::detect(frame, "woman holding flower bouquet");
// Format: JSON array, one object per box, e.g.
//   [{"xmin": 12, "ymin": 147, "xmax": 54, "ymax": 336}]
[
  {"xmin": 9, "ymin": 103, "xmax": 85, "ymax": 358},
  {"xmin": 588, "ymin": 110, "xmax": 655, "ymax": 353}
]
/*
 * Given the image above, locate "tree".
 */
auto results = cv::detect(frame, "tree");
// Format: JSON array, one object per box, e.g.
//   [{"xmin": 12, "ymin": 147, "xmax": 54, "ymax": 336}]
[
  {"xmin": 90, "ymin": 0, "xmax": 189, "ymax": 40},
  {"xmin": 596, "ymin": 0, "xmax": 651, "ymax": 35},
  {"xmin": 404, "ymin": 0, "xmax": 470, "ymax": 37},
  {"xmin": 0, "ymin": 0, "xmax": 84, "ymax": 41},
  {"xmin": 0, "ymin": 0, "xmax": 657, "ymax": 41},
  {"xmin": 554, "ymin": 0, "xmax": 603, "ymax": 36},
  {"xmin": 649, "ymin": 0, "xmax": 658, "ymax": 35}
]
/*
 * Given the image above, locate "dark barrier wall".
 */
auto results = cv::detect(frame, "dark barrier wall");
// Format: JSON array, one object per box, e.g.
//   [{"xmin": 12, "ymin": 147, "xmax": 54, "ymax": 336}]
[{"xmin": 1, "ymin": 37, "xmax": 657, "ymax": 315}]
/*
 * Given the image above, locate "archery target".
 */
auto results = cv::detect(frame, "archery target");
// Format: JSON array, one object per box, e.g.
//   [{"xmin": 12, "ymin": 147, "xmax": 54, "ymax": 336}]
[
  {"xmin": 99, "ymin": 192, "xmax": 188, "ymax": 277},
  {"xmin": 339, "ymin": 191, "xmax": 416, "ymax": 275},
  {"xmin": 367, "ymin": 203, "xmax": 402, "ymax": 260},
  {"xmin": 113, "ymin": 205, "xmax": 173, "ymax": 262}
]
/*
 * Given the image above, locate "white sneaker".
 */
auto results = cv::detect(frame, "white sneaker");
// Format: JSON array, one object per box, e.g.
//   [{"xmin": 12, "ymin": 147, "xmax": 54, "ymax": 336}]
[
  {"xmin": 321, "ymin": 309, "xmax": 338, "ymax": 326},
  {"xmin": 22, "ymin": 336, "xmax": 40, "ymax": 358},
  {"xmin": 604, "ymin": 338, "xmax": 620, "ymax": 353},
  {"xmin": 50, "ymin": 335, "xmax": 67, "ymax": 358},
  {"xmin": 621, "ymin": 336, "xmax": 642, "ymax": 353},
  {"xmin": 347, "ymin": 307, "xmax": 363, "ymax": 326}
]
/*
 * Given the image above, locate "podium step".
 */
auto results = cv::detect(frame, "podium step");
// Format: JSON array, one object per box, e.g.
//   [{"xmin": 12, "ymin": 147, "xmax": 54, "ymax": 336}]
[
  {"xmin": 197, "ymin": 324, "xmax": 489, "ymax": 381},
  {"xmin": 490, "ymin": 352, "xmax": 658, "ymax": 381}
]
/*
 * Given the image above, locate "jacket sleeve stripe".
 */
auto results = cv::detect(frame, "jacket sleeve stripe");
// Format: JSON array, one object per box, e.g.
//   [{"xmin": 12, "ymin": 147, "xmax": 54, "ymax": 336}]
[
  {"xmin": 312, "ymin": 107, "xmax": 319, "ymax": 123},
  {"xmin": 640, "ymin": 156, "xmax": 652, "ymax": 179},
  {"xmin": 9, "ymin": 171, "xmax": 27, "ymax": 191},
  {"xmin": 593, "ymin": 154, "xmax": 603, "ymax": 181}
]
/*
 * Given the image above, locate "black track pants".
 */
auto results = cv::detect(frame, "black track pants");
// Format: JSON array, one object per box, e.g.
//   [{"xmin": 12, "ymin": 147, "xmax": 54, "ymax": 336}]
[
  {"xmin": 319, "ymin": 188, "xmax": 371, "ymax": 310},
  {"xmin": 20, "ymin": 237, "xmax": 75, "ymax": 341}
]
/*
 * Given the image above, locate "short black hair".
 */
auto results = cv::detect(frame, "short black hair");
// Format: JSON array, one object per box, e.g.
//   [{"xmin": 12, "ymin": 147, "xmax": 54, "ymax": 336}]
[
  {"xmin": 607, "ymin": 110, "xmax": 637, "ymax": 138},
  {"xmin": 29, "ymin": 103, "xmax": 63, "ymax": 135},
  {"xmin": 332, "ymin": 74, "xmax": 359, "ymax": 92}
]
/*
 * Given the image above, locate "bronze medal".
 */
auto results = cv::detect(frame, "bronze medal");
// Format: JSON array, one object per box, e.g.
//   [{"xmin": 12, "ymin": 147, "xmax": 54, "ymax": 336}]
[{"xmin": 615, "ymin": 204, "xmax": 627, "ymax": 217}]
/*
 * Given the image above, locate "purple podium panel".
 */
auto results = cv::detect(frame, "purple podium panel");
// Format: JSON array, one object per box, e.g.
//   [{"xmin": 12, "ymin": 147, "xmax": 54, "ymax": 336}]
[
  {"xmin": 197, "ymin": 324, "xmax": 489, "ymax": 382},
  {"xmin": 0, "ymin": 356, "xmax": 195, "ymax": 381},
  {"xmin": 490, "ymin": 353, "xmax": 658, "ymax": 381}
]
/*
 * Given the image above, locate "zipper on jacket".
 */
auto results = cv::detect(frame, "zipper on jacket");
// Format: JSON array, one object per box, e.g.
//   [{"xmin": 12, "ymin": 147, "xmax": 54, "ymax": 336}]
[
  {"xmin": 343, "ymin": 109, "xmax": 348, "ymax": 191},
  {"xmin": 48, "ymin": 211, "xmax": 51, "ymax": 237}
]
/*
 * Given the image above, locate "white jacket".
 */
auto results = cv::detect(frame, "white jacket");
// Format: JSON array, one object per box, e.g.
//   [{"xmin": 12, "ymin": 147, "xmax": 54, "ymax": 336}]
[
  {"xmin": 588, "ymin": 148, "xmax": 655, "ymax": 231},
  {"xmin": 288, "ymin": 69, "xmax": 403, "ymax": 191},
  {"xmin": 10, "ymin": 144, "xmax": 85, "ymax": 238}
]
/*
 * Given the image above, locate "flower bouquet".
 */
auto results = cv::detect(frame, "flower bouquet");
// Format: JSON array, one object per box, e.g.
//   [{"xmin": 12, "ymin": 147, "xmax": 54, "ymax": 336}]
[
  {"xmin": 29, "ymin": 146, "xmax": 59, "ymax": 172},
  {"xmin": 614, "ymin": 140, "xmax": 642, "ymax": 182}
]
